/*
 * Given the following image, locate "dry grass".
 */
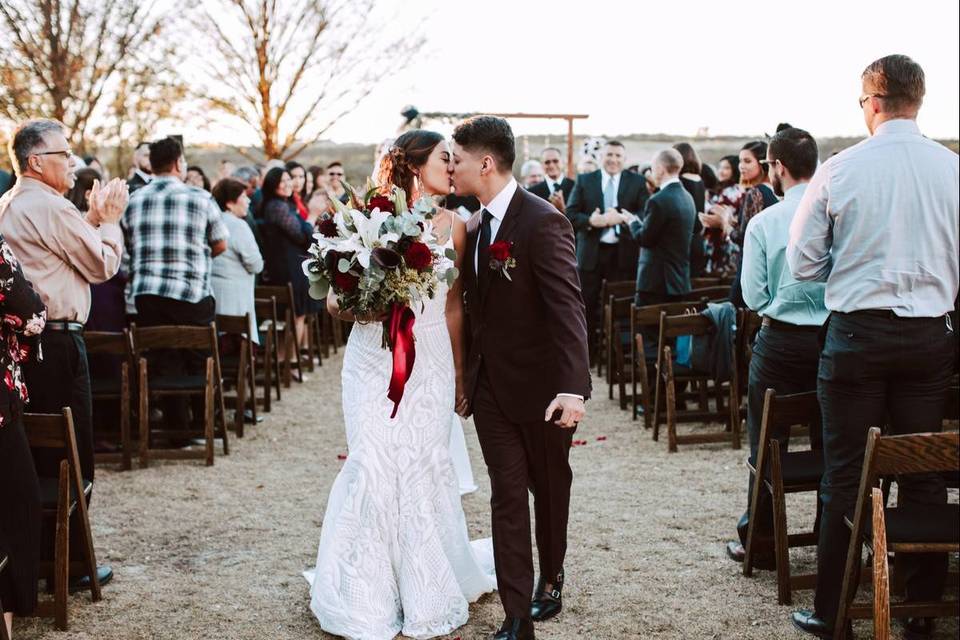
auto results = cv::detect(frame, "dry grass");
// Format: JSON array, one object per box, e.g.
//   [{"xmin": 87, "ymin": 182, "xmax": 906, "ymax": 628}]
[{"xmin": 16, "ymin": 352, "xmax": 957, "ymax": 640}]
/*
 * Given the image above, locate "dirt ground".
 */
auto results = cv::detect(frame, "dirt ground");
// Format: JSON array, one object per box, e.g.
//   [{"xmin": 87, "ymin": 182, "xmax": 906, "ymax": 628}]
[{"xmin": 18, "ymin": 352, "xmax": 957, "ymax": 640}]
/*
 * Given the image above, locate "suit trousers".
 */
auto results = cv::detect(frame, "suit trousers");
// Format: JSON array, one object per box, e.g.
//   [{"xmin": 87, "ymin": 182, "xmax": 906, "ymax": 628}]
[
  {"xmin": 736, "ymin": 324, "xmax": 821, "ymax": 546},
  {"xmin": 134, "ymin": 294, "xmax": 216, "ymax": 430},
  {"xmin": 472, "ymin": 367, "xmax": 575, "ymax": 619},
  {"xmin": 580, "ymin": 243, "xmax": 628, "ymax": 357},
  {"xmin": 813, "ymin": 311, "xmax": 953, "ymax": 625}
]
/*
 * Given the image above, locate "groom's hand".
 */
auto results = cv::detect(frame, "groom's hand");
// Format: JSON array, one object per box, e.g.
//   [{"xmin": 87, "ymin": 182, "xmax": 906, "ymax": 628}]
[{"xmin": 545, "ymin": 395, "xmax": 585, "ymax": 429}]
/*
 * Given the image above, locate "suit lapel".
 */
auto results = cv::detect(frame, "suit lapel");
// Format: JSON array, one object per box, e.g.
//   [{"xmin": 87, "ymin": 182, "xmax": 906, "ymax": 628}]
[
  {"xmin": 480, "ymin": 187, "xmax": 525, "ymax": 309},
  {"xmin": 617, "ymin": 171, "xmax": 632, "ymax": 210},
  {"xmin": 465, "ymin": 209, "xmax": 481, "ymax": 305}
]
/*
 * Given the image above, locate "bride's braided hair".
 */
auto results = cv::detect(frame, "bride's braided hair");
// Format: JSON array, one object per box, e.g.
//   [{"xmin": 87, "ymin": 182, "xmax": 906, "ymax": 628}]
[{"xmin": 376, "ymin": 129, "xmax": 444, "ymax": 204}]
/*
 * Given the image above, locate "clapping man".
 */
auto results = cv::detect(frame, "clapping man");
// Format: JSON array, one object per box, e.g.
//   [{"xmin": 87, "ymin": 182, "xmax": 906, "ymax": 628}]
[
  {"xmin": 788, "ymin": 55, "xmax": 959, "ymax": 640},
  {"xmin": 529, "ymin": 147, "xmax": 575, "ymax": 213},
  {"xmin": 565, "ymin": 140, "xmax": 647, "ymax": 359},
  {"xmin": 0, "ymin": 118, "xmax": 127, "ymax": 590}
]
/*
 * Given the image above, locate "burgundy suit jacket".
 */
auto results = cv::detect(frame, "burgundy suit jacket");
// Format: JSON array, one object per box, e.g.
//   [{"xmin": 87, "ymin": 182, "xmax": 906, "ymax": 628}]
[{"xmin": 463, "ymin": 186, "xmax": 591, "ymax": 423}]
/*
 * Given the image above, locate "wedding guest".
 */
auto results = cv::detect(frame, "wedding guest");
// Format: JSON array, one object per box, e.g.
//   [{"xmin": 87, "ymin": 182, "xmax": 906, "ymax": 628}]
[
  {"xmin": 0, "ymin": 167, "xmax": 12, "ymax": 197},
  {"xmin": 724, "ymin": 127, "xmax": 825, "ymax": 567},
  {"xmin": 123, "ymin": 136, "xmax": 229, "ymax": 432},
  {"xmin": 673, "ymin": 142, "xmax": 707, "ymax": 277},
  {"xmin": 82, "ymin": 155, "xmax": 107, "ymax": 179},
  {"xmin": 127, "ymin": 141, "xmax": 152, "ymax": 193},
  {"xmin": 217, "ymin": 159, "xmax": 236, "ymax": 181},
  {"xmin": 307, "ymin": 187, "xmax": 332, "ymax": 219},
  {"xmin": 0, "ymin": 118, "xmax": 126, "ymax": 590},
  {"xmin": 284, "ymin": 161, "xmax": 310, "ymax": 220},
  {"xmin": 0, "ymin": 233, "xmax": 46, "ymax": 640},
  {"xmin": 325, "ymin": 161, "xmax": 349, "ymax": 203},
  {"xmin": 702, "ymin": 155, "xmax": 743, "ymax": 275},
  {"xmin": 700, "ymin": 161, "xmax": 718, "ymax": 192},
  {"xmin": 529, "ymin": 147, "xmax": 575, "ymax": 213},
  {"xmin": 259, "ymin": 167, "xmax": 321, "ymax": 354},
  {"xmin": 211, "ymin": 178, "xmax": 263, "ymax": 342},
  {"xmin": 702, "ymin": 141, "xmax": 777, "ymax": 304},
  {"xmin": 186, "ymin": 165, "xmax": 211, "ymax": 191},
  {"xmin": 565, "ymin": 140, "xmax": 647, "ymax": 359},
  {"xmin": 251, "ymin": 159, "xmax": 285, "ymax": 216},
  {"xmin": 520, "ymin": 159, "xmax": 545, "ymax": 188},
  {"xmin": 230, "ymin": 165, "xmax": 264, "ymax": 250},
  {"xmin": 307, "ymin": 165, "xmax": 326, "ymax": 199},
  {"xmin": 788, "ymin": 55, "xmax": 959, "ymax": 640}
]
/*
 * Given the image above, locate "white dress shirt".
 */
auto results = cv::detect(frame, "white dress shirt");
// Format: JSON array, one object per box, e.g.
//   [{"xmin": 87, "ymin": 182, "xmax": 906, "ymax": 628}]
[
  {"xmin": 600, "ymin": 170, "xmax": 621, "ymax": 244},
  {"xmin": 474, "ymin": 177, "xmax": 583, "ymax": 403},
  {"xmin": 787, "ymin": 119, "xmax": 959, "ymax": 317}
]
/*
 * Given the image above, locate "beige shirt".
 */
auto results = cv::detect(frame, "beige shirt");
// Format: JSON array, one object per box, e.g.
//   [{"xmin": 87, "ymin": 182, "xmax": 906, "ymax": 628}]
[{"xmin": 0, "ymin": 177, "xmax": 123, "ymax": 322}]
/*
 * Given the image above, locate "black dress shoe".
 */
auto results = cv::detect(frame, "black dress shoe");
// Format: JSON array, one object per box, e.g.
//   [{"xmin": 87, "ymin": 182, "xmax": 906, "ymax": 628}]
[
  {"xmin": 791, "ymin": 609, "xmax": 852, "ymax": 639},
  {"xmin": 530, "ymin": 571, "xmax": 563, "ymax": 622},
  {"xmin": 493, "ymin": 617, "xmax": 534, "ymax": 640},
  {"xmin": 70, "ymin": 565, "xmax": 113, "ymax": 593},
  {"xmin": 903, "ymin": 617, "xmax": 935, "ymax": 639},
  {"xmin": 727, "ymin": 540, "xmax": 776, "ymax": 570}
]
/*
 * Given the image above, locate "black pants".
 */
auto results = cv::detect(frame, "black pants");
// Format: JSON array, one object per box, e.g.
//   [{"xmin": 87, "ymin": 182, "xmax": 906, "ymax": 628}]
[
  {"xmin": 134, "ymin": 295, "xmax": 215, "ymax": 430},
  {"xmin": 472, "ymin": 368, "xmax": 575, "ymax": 620},
  {"xmin": 736, "ymin": 324, "xmax": 821, "ymax": 546},
  {"xmin": 814, "ymin": 311, "xmax": 953, "ymax": 625},
  {"xmin": 24, "ymin": 330, "xmax": 94, "ymax": 484},
  {"xmin": 580, "ymin": 244, "xmax": 628, "ymax": 357}
]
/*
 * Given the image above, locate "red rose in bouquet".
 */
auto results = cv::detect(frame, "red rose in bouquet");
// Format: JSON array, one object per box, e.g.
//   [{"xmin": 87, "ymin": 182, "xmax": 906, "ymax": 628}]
[
  {"xmin": 403, "ymin": 242, "xmax": 433, "ymax": 270},
  {"xmin": 368, "ymin": 195, "xmax": 395, "ymax": 213},
  {"xmin": 318, "ymin": 218, "xmax": 338, "ymax": 238},
  {"xmin": 333, "ymin": 271, "xmax": 360, "ymax": 293}
]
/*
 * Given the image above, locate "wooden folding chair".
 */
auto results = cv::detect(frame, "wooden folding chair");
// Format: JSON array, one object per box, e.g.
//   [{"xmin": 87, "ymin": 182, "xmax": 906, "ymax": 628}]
[
  {"xmin": 686, "ymin": 285, "xmax": 731, "ymax": 302},
  {"xmin": 303, "ymin": 312, "xmax": 323, "ymax": 371},
  {"xmin": 599, "ymin": 279, "xmax": 635, "ymax": 377},
  {"xmin": 0, "ymin": 554, "xmax": 10, "ymax": 640},
  {"xmin": 132, "ymin": 323, "xmax": 228, "ymax": 467},
  {"xmin": 216, "ymin": 314, "xmax": 257, "ymax": 438},
  {"xmin": 85, "ymin": 330, "xmax": 134, "ymax": 471},
  {"xmin": 24, "ymin": 409, "xmax": 101, "ymax": 630},
  {"xmin": 653, "ymin": 311, "xmax": 741, "ymax": 452},
  {"xmin": 320, "ymin": 308, "xmax": 344, "ymax": 356},
  {"xmin": 628, "ymin": 300, "xmax": 706, "ymax": 427},
  {"xmin": 254, "ymin": 296, "xmax": 282, "ymax": 409},
  {"xmin": 255, "ymin": 284, "xmax": 303, "ymax": 386},
  {"xmin": 690, "ymin": 276, "xmax": 722, "ymax": 289},
  {"xmin": 743, "ymin": 390, "xmax": 823, "ymax": 604},
  {"xmin": 835, "ymin": 428, "xmax": 960, "ymax": 640}
]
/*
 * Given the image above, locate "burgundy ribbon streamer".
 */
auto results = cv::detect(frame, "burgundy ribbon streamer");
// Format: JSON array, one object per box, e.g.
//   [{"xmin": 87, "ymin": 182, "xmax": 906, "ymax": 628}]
[{"xmin": 386, "ymin": 303, "xmax": 416, "ymax": 419}]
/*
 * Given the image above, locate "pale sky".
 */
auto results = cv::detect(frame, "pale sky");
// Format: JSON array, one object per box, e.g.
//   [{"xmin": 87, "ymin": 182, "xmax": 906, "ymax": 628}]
[{"xmin": 307, "ymin": 0, "xmax": 959, "ymax": 144}]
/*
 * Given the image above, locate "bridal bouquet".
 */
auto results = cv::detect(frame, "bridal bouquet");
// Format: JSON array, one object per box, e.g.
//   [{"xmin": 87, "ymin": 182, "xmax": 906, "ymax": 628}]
[{"xmin": 302, "ymin": 182, "xmax": 458, "ymax": 418}]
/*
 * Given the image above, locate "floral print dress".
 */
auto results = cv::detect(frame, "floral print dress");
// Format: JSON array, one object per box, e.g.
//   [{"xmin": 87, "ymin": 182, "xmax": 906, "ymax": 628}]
[{"xmin": 0, "ymin": 233, "xmax": 47, "ymax": 616}]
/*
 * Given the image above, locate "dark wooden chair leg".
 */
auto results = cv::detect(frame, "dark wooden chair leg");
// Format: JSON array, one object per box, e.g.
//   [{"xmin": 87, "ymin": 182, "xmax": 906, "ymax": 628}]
[{"xmin": 770, "ymin": 441, "xmax": 792, "ymax": 605}]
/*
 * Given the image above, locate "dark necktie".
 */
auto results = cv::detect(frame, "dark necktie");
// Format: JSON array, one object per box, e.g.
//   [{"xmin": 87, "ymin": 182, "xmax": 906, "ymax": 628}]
[
  {"xmin": 477, "ymin": 208, "xmax": 493, "ymax": 292},
  {"xmin": 552, "ymin": 181, "xmax": 562, "ymax": 194}
]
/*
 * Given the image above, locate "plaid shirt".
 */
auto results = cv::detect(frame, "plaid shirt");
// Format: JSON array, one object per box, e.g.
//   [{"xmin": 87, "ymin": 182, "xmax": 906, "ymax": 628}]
[{"xmin": 122, "ymin": 177, "xmax": 230, "ymax": 303}]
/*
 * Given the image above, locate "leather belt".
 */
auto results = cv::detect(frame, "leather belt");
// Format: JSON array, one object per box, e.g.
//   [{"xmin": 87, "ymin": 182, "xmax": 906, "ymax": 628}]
[
  {"xmin": 761, "ymin": 317, "xmax": 820, "ymax": 332},
  {"xmin": 45, "ymin": 320, "xmax": 85, "ymax": 334}
]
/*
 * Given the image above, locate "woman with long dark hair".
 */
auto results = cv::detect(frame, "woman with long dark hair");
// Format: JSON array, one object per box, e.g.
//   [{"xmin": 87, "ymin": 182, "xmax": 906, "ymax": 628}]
[
  {"xmin": 258, "ymin": 167, "xmax": 321, "ymax": 355},
  {"xmin": 284, "ymin": 161, "xmax": 309, "ymax": 220},
  {"xmin": 673, "ymin": 142, "xmax": 707, "ymax": 277},
  {"xmin": 306, "ymin": 130, "xmax": 494, "ymax": 639}
]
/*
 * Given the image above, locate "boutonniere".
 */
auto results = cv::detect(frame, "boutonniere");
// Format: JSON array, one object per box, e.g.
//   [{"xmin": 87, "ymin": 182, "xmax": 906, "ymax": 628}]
[{"xmin": 488, "ymin": 240, "xmax": 517, "ymax": 280}]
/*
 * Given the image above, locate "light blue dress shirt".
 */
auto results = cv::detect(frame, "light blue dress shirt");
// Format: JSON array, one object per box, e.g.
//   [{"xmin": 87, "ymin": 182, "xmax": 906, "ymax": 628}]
[
  {"xmin": 742, "ymin": 183, "xmax": 827, "ymax": 326},
  {"xmin": 787, "ymin": 119, "xmax": 959, "ymax": 317}
]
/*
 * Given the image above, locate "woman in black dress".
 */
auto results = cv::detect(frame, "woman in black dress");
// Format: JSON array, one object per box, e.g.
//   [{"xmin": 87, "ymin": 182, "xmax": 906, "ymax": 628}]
[
  {"xmin": 258, "ymin": 167, "xmax": 322, "ymax": 357},
  {"xmin": 673, "ymin": 142, "xmax": 707, "ymax": 278},
  {"xmin": 0, "ymin": 234, "xmax": 47, "ymax": 638}
]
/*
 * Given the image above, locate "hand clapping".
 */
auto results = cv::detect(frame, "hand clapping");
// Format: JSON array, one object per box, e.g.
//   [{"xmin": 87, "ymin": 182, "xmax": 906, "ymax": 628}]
[{"xmin": 88, "ymin": 178, "xmax": 129, "ymax": 225}]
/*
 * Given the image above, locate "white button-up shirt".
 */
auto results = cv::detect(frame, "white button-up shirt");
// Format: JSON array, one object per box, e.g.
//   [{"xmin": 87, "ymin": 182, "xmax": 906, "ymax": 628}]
[
  {"xmin": 787, "ymin": 119, "xmax": 959, "ymax": 317},
  {"xmin": 474, "ymin": 178, "xmax": 518, "ymax": 273}
]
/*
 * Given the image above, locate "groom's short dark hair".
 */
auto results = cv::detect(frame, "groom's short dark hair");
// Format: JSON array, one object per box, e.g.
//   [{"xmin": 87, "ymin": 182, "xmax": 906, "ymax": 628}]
[{"xmin": 453, "ymin": 116, "xmax": 515, "ymax": 174}]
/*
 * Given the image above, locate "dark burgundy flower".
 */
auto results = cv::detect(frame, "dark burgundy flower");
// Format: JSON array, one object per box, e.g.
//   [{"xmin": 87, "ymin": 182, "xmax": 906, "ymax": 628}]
[
  {"xmin": 403, "ymin": 242, "xmax": 433, "ymax": 270},
  {"xmin": 488, "ymin": 240, "xmax": 513, "ymax": 262},
  {"xmin": 318, "ymin": 218, "xmax": 338, "ymax": 238},
  {"xmin": 371, "ymin": 247, "xmax": 402, "ymax": 270},
  {"xmin": 333, "ymin": 271, "xmax": 359, "ymax": 293},
  {"xmin": 368, "ymin": 195, "xmax": 395, "ymax": 213}
]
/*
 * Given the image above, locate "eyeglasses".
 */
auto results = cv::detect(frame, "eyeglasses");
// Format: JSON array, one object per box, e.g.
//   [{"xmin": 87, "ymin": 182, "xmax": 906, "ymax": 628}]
[
  {"xmin": 34, "ymin": 149, "xmax": 72, "ymax": 159},
  {"xmin": 859, "ymin": 94, "xmax": 889, "ymax": 108},
  {"xmin": 328, "ymin": 171, "xmax": 344, "ymax": 177}
]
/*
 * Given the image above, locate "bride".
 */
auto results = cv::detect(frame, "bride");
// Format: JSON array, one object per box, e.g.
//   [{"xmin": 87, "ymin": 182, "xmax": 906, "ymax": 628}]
[{"xmin": 305, "ymin": 130, "xmax": 496, "ymax": 640}]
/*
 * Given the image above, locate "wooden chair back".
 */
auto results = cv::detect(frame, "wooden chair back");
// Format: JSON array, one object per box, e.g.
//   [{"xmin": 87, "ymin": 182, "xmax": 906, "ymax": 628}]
[
  {"xmin": 216, "ymin": 313, "xmax": 256, "ymax": 437},
  {"xmin": 687, "ymin": 285, "xmax": 730, "ymax": 302},
  {"xmin": 254, "ymin": 296, "xmax": 282, "ymax": 406},
  {"xmin": 690, "ymin": 276, "xmax": 722, "ymax": 289},
  {"xmin": 255, "ymin": 283, "xmax": 302, "ymax": 385},
  {"xmin": 84, "ymin": 330, "xmax": 134, "ymax": 471},
  {"xmin": 84, "ymin": 329, "xmax": 133, "ymax": 356},
  {"xmin": 132, "ymin": 323, "xmax": 218, "ymax": 353},
  {"xmin": 835, "ymin": 428, "xmax": 960, "ymax": 639}
]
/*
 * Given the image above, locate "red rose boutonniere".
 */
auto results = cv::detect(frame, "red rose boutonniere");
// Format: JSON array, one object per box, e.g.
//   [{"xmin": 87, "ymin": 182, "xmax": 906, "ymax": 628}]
[{"xmin": 488, "ymin": 240, "xmax": 517, "ymax": 280}]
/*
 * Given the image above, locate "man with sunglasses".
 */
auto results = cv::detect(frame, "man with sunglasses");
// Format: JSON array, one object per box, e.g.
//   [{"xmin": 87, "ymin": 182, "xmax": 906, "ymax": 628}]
[
  {"xmin": 0, "ymin": 118, "xmax": 128, "ymax": 591},
  {"xmin": 529, "ymin": 147, "xmax": 575, "ymax": 206},
  {"xmin": 788, "ymin": 55, "xmax": 959, "ymax": 640}
]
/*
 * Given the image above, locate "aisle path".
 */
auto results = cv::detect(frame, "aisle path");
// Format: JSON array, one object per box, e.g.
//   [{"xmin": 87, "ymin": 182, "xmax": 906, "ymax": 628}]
[{"xmin": 21, "ymin": 352, "xmax": 954, "ymax": 639}]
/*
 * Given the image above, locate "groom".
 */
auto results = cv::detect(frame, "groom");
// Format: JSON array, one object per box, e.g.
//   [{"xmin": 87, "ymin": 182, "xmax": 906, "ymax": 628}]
[{"xmin": 450, "ymin": 116, "xmax": 591, "ymax": 640}]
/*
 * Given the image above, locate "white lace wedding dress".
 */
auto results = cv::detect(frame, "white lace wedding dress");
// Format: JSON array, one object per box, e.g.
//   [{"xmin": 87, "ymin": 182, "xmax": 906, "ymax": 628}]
[{"xmin": 304, "ymin": 237, "xmax": 496, "ymax": 640}]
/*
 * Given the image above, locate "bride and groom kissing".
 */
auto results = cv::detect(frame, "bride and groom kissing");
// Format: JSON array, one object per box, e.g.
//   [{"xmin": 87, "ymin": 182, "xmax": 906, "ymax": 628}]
[{"xmin": 305, "ymin": 116, "xmax": 591, "ymax": 640}]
